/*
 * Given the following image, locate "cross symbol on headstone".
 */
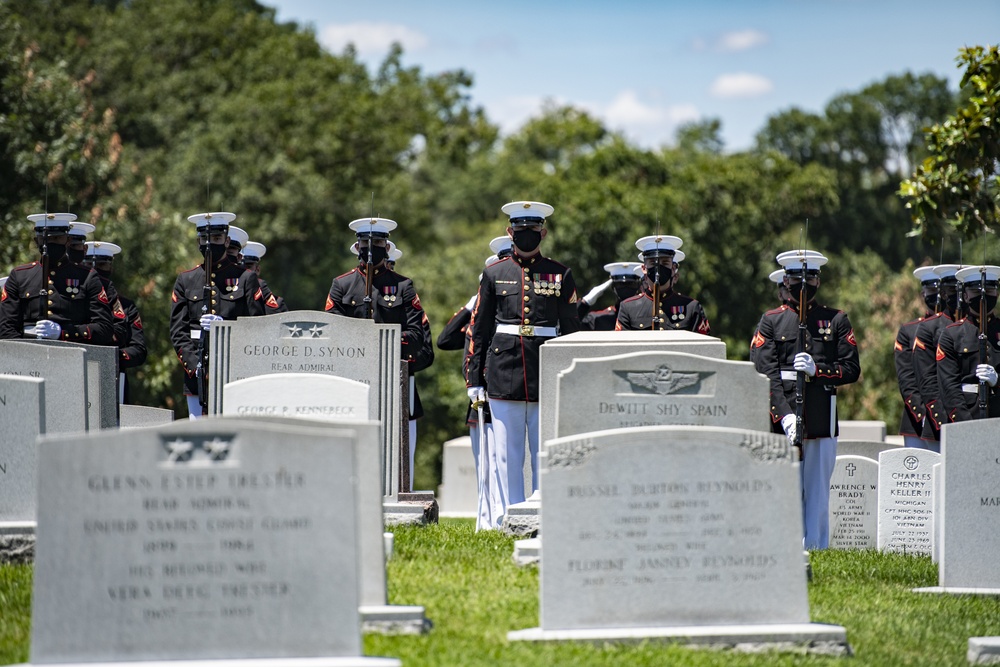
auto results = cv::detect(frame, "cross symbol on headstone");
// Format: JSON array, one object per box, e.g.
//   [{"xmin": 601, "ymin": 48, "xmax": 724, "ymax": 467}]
[{"xmin": 845, "ymin": 463, "xmax": 856, "ymax": 477}]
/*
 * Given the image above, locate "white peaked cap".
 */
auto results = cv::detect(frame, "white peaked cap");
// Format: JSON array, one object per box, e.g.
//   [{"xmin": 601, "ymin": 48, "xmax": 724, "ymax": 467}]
[
  {"xmin": 776, "ymin": 249, "xmax": 828, "ymax": 272},
  {"xmin": 604, "ymin": 261, "xmax": 643, "ymax": 277},
  {"xmin": 388, "ymin": 247, "xmax": 403, "ymax": 262},
  {"xmin": 242, "ymin": 241, "xmax": 266, "ymax": 260},
  {"xmin": 29, "ymin": 212, "xmax": 77, "ymax": 229},
  {"xmin": 501, "ymin": 201, "xmax": 554, "ymax": 220},
  {"xmin": 348, "ymin": 217, "xmax": 397, "ymax": 237},
  {"xmin": 227, "ymin": 225, "xmax": 249, "ymax": 248},
  {"xmin": 956, "ymin": 265, "xmax": 1000, "ymax": 284},
  {"xmin": 68, "ymin": 221, "xmax": 96, "ymax": 237},
  {"xmin": 188, "ymin": 212, "xmax": 236, "ymax": 229},
  {"xmin": 674, "ymin": 249, "xmax": 686, "ymax": 263},
  {"xmin": 84, "ymin": 241, "xmax": 121, "ymax": 258},
  {"xmin": 912, "ymin": 266, "xmax": 939, "ymax": 283},
  {"xmin": 490, "ymin": 236, "xmax": 514, "ymax": 254},
  {"xmin": 934, "ymin": 264, "xmax": 960, "ymax": 280},
  {"xmin": 485, "ymin": 254, "xmax": 501, "ymax": 268},
  {"xmin": 636, "ymin": 235, "xmax": 683, "ymax": 255},
  {"xmin": 769, "ymin": 269, "xmax": 786, "ymax": 284}
]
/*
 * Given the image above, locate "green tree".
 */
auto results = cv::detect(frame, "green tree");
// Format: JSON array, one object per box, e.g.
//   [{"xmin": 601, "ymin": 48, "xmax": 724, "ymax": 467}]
[{"xmin": 900, "ymin": 45, "xmax": 1000, "ymax": 240}]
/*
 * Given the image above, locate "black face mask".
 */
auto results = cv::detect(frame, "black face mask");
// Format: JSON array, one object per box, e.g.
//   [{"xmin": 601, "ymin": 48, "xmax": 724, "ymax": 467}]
[
  {"xmin": 43, "ymin": 242, "xmax": 68, "ymax": 263},
  {"xmin": 68, "ymin": 246, "xmax": 86, "ymax": 264},
  {"xmin": 923, "ymin": 292, "xmax": 940, "ymax": 312},
  {"xmin": 512, "ymin": 229, "xmax": 542, "ymax": 253},
  {"xmin": 95, "ymin": 267, "xmax": 112, "ymax": 279},
  {"xmin": 790, "ymin": 283, "xmax": 818, "ymax": 304},
  {"xmin": 199, "ymin": 243, "xmax": 228, "ymax": 264},
  {"xmin": 359, "ymin": 246, "xmax": 388, "ymax": 266},
  {"xmin": 614, "ymin": 283, "xmax": 640, "ymax": 302},
  {"xmin": 649, "ymin": 266, "xmax": 672, "ymax": 286},
  {"xmin": 943, "ymin": 290, "xmax": 959, "ymax": 314},
  {"xmin": 967, "ymin": 294, "xmax": 999, "ymax": 316}
]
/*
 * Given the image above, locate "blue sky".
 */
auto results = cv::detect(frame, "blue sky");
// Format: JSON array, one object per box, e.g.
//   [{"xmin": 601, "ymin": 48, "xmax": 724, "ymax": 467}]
[{"xmin": 264, "ymin": 0, "xmax": 998, "ymax": 152}]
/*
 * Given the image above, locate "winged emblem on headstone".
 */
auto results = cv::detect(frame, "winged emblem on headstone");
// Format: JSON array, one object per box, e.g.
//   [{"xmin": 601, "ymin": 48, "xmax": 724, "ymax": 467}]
[{"xmin": 619, "ymin": 364, "xmax": 703, "ymax": 395}]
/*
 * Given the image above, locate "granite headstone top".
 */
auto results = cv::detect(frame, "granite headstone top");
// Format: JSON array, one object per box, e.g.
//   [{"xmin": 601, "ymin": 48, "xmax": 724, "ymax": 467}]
[
  {"xmin": 0, "ymin": 340, "xmax": 88, "ymax": 433},
  {"xmin": 0, "ymin": 375, "xmax": 44, "ymax": 526},
  {"xmin": 207, "ymin": 311, "xmax": 402, "ymax": 499},
  {"xmin": 540, "ymin": 425, "xmax": 807, "ymax": 628},
  {"xmin": 935, "ymin": 419, "xmax": 1000, "ymax": 591},
  {"xmin": 32, "ymin": 339, "xmax": 118, "ymax": 429},
  {"xmin": 539, "ymin": 330, "xmax": 727, "ymax": 456},
  {"xmin": 836, "ymin": 440, "xmax": 901, "ymax": 460},
  {"xmin": 837, "ymin": 421, "xmax": 887, "ymax": 442},
  {"xmin": 30, "ymin": 418, "xmax": 383, "ymax": 664},
  {"xmin": 118, "ymin": 406, "xmax": 175, "ymax": 429},
  {"xmin": 554, "ymin": 351, "xmax": 769, "ymax": 439},
  {"xmin": 828, "ymin": 456, "xmax": 878, "ymax": 550},
  {"xmin": 438, "ymin": 436, "xmax": 477, "ymax": 518},
  {"xmin": 877, "ymin": 447, "xmax": 939, "ymax": 555}
]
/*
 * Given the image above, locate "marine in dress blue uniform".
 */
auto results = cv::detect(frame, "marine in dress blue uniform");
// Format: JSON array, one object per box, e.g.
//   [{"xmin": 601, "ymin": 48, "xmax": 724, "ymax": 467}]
[
  {"xmin": 169, "ymin": 212, "xmax": 265, "ymax": 418},
  {"xmin": 910, "ymin": 264, "xmax": 961, "ymax": 450},
  {"xmin": 242, "ymin": 241, "xmax": 288, "ymax": 314},
  {"xmin": 466, "ymin": 201, "xmax": 580, "ymax": 513},
  {"xmin": 578, "ymin": 262, "xmax": 642, "ymax": 331},
  {"xmin": 616, "ymin": 235, "xmax": 711, "ymax": 334},
  {"xmin": 0, "ymin": 212, "xmax": 114, "ymax": 344},
  {"xmin": 935, "ymin": 265, "xmax": 1000, "ymax": 422},
  {"xmin": 751, "ymin": 249, "xmax": 861, "ymax": 550},
  {"xmin": 894, "ymin": 267, "xmax": 939, "ymax": 449},
  {"xmin": 83, "ymin": 241, "xmax": 148, "ymax": 404}
]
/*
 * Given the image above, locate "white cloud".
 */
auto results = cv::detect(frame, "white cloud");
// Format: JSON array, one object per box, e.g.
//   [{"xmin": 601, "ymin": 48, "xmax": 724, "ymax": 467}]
[
  {"xmin": 709, "ymin": 73, "xmax": 774, "ymax": 99},
  {"xmin": 318, "ymin": 22, "xmax": 428, "ymax": 58},
  {"xmin": 717, "ymin": 29, "xmax": 769, "ymax": 53}
]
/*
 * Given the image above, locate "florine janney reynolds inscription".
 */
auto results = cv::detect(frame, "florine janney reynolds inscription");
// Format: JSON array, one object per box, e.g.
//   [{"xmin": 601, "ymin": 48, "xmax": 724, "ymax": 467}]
[{"xmin": 31, "ymin": 419, "xmax": 364, "ymax": 663}]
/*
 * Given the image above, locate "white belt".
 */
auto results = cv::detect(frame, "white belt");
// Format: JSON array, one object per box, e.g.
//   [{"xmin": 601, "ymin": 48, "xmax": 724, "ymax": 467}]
[
  {"xmin": 781, "ymin": 370, "xmax": 797, "ymax": 381},
  {"xmin": 962, "ymin": 383, "xmax": 980, "ymax": 393},
  {"xmin": 495, "ymin": 323, "xmax": 557, "ymax": 338}
]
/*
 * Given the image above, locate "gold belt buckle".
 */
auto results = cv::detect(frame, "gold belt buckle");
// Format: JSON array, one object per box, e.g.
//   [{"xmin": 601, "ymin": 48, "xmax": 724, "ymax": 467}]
[{"xmin": 519, "ymin": 324, "xmax": 535, "ymax": 336}]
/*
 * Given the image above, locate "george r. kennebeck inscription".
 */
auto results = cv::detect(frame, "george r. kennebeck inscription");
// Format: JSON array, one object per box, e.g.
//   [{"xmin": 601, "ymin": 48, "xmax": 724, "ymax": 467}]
[
  {"xmin": 30, "ymin": 419, "xmax": 365, "ymax": 663},
  {"xmin": 538, "ymin": 425, "xmax": 808, "ymax": 630},
  {"xmin": 553, "ymin": 351, "xmax": 769, "ymax": 440}
]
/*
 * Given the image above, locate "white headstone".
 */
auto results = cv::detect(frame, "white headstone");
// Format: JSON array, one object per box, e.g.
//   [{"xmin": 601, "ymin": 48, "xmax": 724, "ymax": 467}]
[
  {"xmin": 207, "ymin": 311, "xmax": 403, "ymax": 500},
  {"xmin": 438, "ymin": 436, "xmax": 477, "ymax": 518},
  {"xmin": 224, "ymin": 373, "xmax": 368, "ymax": 422},
  {"xmin": 828, "ymin": 456, "xmax": 878, "ymax": 550},
  {"xmin": 877, "ymin": 448, "xmax": 939, "ymax": 555},
  {"xmin": 838, "ymin": 421, "xmax": 886, "ymax": 442},
  {"xmin": 0, "ymin": 375, "xmax": 45, "ymax": 527},
  {"xmin": 32, "ymin": 339, "xmax": 118, "ymax": 429},
  {"xmin": 0, "ymin": 340, "xmax": 87, "ymax": 433},
  {"xmin": 509, "ymin": 426, "xmax": 847, "ymax": 652},
  {"xmin": 554, "ymin": 351, "xmax": 769, "ymax": 439},
  {"xmin": 29, "ymin": 418, "xmax": 397, "ymax": 666},
  {"xmin": 836, "ymin": 439, "xmax": 902, "ymax": 460},
  {"xmin": 118, "ymin": 405, "xmax": 175, "ymax": 429}
]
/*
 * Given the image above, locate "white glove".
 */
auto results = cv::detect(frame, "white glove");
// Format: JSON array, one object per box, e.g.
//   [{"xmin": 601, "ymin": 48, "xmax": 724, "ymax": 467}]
[
  {"xmin": 464, "ymin": 293, "xmax": 478, "ymax": 312},
  {"xmin": 781, "ymin": 413, "xmax": 798, "ymax": 445},
  {"xmin": 34, "ymin": 319, "xmax": 62, "ymax": 340},
  {"xmin": 200, "ymin": 313, "xmax": 223, "ymax": 330},
  {"xmin": 793, "ymin": 352, "xmax": 816, "ymax": 377},
  {"xmin": 976, "ymin": 364, "xmax": 999, "ymax": 388},
  {"xmin": 467, "ymin": 386, "xmax": 485, "ymax": 404},
  {"xmin": 582, "ymin": 279, "xmax": 613, "ymax": 305}
]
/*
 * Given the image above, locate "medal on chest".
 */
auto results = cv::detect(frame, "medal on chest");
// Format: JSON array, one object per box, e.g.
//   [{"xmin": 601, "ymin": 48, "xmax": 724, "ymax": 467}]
[
  {"xmin": 533, "ymin": 273, "xmax": 561, "ymax": 297},
  {"xmin": 64, "ymin": 278, "xmax": 80, "ymax": 295},
  {"xmin": 816, "ymin": 319, "xmax": 832, "ymax": 339},
  {"xmin": 224, "ymin": 278, "xmax": 240, "ymax": 292},
  {"xmin": 381, "ymin": 285, "xmax": 397, "ymax": 302},
  {"xmin": 670, "ymin": 305, "xmax": 685, "ymax": 321}
]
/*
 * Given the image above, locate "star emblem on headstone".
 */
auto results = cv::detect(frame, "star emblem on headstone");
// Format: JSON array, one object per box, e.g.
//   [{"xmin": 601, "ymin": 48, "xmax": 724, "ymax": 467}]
[
  {"xmin": 845, "ymin": 463, "xmax": 856, "ymax": 477},
  {"xmin": 203, "ymin": 437, "xmax": 232, "ymax": 461},
  {"xmin": 164, "ymin": 438, "xmax": 194, "ymax": 463},
  {"xmin": 287, "ymin": 323, "xmax": 303, "ymax": 337},
  {"xmin": 308, "ymin": 324, "xmax": 324, "ymax": 338}
]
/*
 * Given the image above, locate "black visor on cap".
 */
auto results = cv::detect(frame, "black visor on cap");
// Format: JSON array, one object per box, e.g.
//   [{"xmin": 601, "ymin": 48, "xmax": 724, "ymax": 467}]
[
  {"xmin": 243, "ymin": 255, "xmax": 260, "ymax": 262},
  {"xmin": 939, "ymin": 276, "xmax": 958, "ymax": 285},
  {"xmin": 509, "ymin": 216, "xmax": 545, "ymax": 226},
  {"xmin": 784, "ymin": 268, "xmax": 820, "ymax": 277},
  {"xmin": 612, "ymin": 274, "xmax": 641, "ymax": 282},
  {"xmin": 355, "ymin": 231, "xmax": 390, "ymax": 239},
  {"xmin": 642, "ymin": 249, "xmax": 675, "ymax": 259},
  {"xmin": 35, "ymin": 226, "xmax": 71, "ymax": 234},
  {"xmin": 200, "ymin": 224, "xmax": 230, "ymax": 234}
]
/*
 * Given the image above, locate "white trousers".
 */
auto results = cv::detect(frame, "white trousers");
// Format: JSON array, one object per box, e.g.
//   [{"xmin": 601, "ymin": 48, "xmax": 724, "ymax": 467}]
[
  {"xmin": 408, "ymin": 419, "xmax": 417, "ymax": 492},
  {"xmin": 187, "ymin": 395, "xmax": 203, "ymax": 420},
  {"xmin": 488, "ymin": 398, "xmax": 539, "ymax": 509},
  {"xmin": 801, "ymin": 436, "xmax": 837, "ymax": 550},
  {"xmin": 470, "ymin": 422, "xmax": 503, "ymax": 530}
]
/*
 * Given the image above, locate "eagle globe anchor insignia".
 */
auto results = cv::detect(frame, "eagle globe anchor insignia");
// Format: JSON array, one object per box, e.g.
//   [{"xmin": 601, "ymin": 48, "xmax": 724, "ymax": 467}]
[{"xmin": 616, "ymin": 363, "xmax": 711, "ymax": 395}]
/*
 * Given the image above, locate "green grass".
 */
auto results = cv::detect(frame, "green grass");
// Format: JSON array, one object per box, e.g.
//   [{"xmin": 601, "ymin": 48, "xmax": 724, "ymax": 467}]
[{"xmin": 3, "ymin": 520, "xmax": 1000, "ymax": 666}]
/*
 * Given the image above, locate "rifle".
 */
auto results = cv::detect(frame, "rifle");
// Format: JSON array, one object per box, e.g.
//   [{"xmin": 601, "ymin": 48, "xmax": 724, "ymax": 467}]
[
  {"xmin": 363, "ymin": 194, "xmax": 375, "ymax": 319},
  {"xmin": 793, "ymin": 228, "xmax": 809, "ymax": 452},
  {"xmin": 39, "ymin": 221, "xmax": 50, "ymax": 321},
  {"xmin": 651, "ymin": 262, "xmax": 661, "ymax": 330},
  {"xmin": 978, "ymin": 261, "xmax": 989, "ymax": 420},
  {"xmin": 195, "ymin": 242, "xmax": 212, "ymax": 415}
]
